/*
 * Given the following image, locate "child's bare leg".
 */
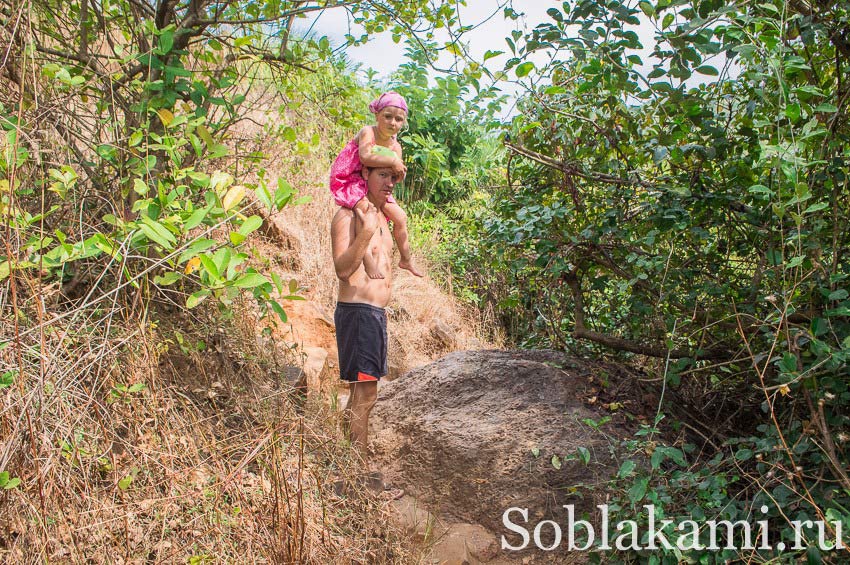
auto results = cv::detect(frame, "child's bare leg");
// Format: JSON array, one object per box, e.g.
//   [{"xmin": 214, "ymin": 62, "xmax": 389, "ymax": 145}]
[
  {"xmin": 383, "ymin": 201, "xmax": 423, "ymax": 277},
  {"xmin": 354, "ymin": 198, "xmax": 383, "ymax": 279}
]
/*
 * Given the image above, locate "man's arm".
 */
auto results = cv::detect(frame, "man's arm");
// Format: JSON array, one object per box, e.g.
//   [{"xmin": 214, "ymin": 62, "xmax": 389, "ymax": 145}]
[{"xmin": 331, "ymin": 205, "xmax": 378, "ymax": 280}]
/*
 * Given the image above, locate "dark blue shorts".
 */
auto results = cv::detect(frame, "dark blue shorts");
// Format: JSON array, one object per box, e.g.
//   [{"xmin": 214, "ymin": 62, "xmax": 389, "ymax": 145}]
[{"xmin": 334, "ymin": 302, "xmax": 388, "ymax": 382}]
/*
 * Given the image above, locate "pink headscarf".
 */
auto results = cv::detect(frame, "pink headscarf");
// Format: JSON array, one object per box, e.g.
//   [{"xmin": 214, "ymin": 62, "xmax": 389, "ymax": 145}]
[{"xmin": 368, "ymin": 91, "xmax": 408, "ymax": 114}]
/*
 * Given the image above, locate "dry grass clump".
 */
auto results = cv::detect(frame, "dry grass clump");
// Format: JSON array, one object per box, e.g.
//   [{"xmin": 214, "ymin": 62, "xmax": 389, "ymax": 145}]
[{"xmin": 0, "ymin": 288, "xmax": 415, "ymax": 562}]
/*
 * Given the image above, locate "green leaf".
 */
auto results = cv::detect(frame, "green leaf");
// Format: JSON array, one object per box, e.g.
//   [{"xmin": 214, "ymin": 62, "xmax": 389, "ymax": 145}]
[
  {"xmin": 785, "ymin": 103, "xmax": 801, "ymax": 122},
  {"xmin": 483, "ymin": 50, "xmax": 504, "ymax": 61},
  {"xmin": 118, "ymin": 475, "xmax": 133, "ymax": 490},
  {"xmin": 814, "ymin": 103, "xmax": 838, "ymax": 113},
  {"xmin": 177, "ymin": 239, "xmax": 216, "ymax": 264},
  {"xmin": 515, "ymin": 62, "xmax": 535, "ymax": 78},
  {"xmin": 199, "ymin": 254, "xmax": 220, "ymax": 279},
  {"xmin": 628, "ymin": 477, "xmax": 649, "ymax": 504},
  {"xmin": 158, "ymin": 28, "xmax": 174, "ymax": 54},
  {"xmin": 186, "ymin": 290, "xmax": 210, "ymax": 308},
  {"xmin": 662, "ymin": 446, "xmax": 687, "ymax": 466},
  {"xmin": 139, "ymin": 217, "xmax": 176, "ymax": 249},
  {"xmin": 213, "ymin": 247, "xmax": 231, "ymax": 278},
  {"xmin": 749, "ymin": 184, "xmax": 773, "ymax": 195},
  {"xmin": 238, "ymin": 215, "xmax": 263, "ymax": 236},
  {"xmin": 270, "ymin": 272, "xmax": 284, "ymax": 295},
  {"xmin": 233, "ymin": 272, "xmax": 269, "ymax": 288},
  {"xmin": 551, "ymin": 454, "xmax": 562, "ymax": 470},
  {"xmin": 694, "ymin": 65, "xmax": 718, "ymax": 76},
  {"xmin": 2, "ymin": 477, "xmax": 20, "ymax": 490},
  {"xmin": 0, "ymin": 370, "xmax": 16, "ymax": 389},
  {"xmin": 734, "ymin": 448, "xmax": 753, "ymax": 461},
  {"xmin": 828, "ymin": 289, "xmax": 848, "ymax": 301},
  {"xmin": 196, "ymin": 125, "xmax": 215, "ymax": 147},
  {"xmin": 128, "ymin": 130, "xmax": 143, "ymax": 147},
  {"xmin": 639, "ymin": 1, "xmax": 655, "ymax": 17},
  {"xmin": 779, "ymin": 352, "xmax": 798, "ymax": 374},
  {"xmin": 269, "ymin": 300, "xmax": 287, "ymax": 322},
  {"xmin": 184, "ymin": 204, "xmax": 212, "ymax": 230},
  {"xmin": 576, "ymin": 446, "xmax": 590, "ymax": 465},
  {"xmin": 785, "ymin": 255, "xmax": 805, "ymax": 269},
  {"xmin": 618, "ymin": 459, "xmax": 636, "ymax": 478},
  {"xmin": 531, "ymin": 447, "xmax": 540, "ymax": 457},
  {"xmin": 0, "ymin": 471, "xmax": 21, "ymax": 489},
  {"xmin": 651, "ymin": 448, "xmax": 665, "ymax": 470},
  {"xmin": 803, "ymin": 202, "xmax": 829, "ymax": 214},
  {"xmin": 153, "ymin": 272, "xmax": 182, "ymax": 286}
]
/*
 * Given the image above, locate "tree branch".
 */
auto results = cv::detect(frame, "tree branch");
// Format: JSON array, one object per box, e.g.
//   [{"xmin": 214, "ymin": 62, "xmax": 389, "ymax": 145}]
[
  {"xmin": 505, "ymin": 140, "xmax": 650, "ymax": 187},
  {"xmin": 565, "ymin": 270, "xmax": 732, "ymax": 360},
  {"xmin": 195, "ymin": 2, "xmax": 355, "ymax": 25}
]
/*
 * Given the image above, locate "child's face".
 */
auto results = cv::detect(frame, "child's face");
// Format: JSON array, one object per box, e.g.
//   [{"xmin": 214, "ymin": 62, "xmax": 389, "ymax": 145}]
[{"xmin": 375, "ymin": 106, "xmax": 407, "ymax": 138}]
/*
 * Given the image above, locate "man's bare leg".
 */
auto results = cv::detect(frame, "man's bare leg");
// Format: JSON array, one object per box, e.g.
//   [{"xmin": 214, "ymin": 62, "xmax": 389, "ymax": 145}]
[{"xmin": 347, "ymin": 381, "xmax": 378, "ymax": 461}]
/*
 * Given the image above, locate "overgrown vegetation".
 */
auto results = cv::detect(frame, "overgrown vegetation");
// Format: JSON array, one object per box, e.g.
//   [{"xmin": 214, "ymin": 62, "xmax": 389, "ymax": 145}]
[
  {"xmin": 423, "ymin": 0, "xmax": 850, "ymax": 561},
  {"xmin": 3, "ymin": 0, "xmax": 849, "ymax": 561}
]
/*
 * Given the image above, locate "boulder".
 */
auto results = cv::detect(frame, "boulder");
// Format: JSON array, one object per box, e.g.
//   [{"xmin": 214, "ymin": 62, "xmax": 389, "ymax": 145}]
[
  {"xmin": 301, "ymin": 346, "xmax": 329, "ymax": 393},
  {"xmin": 371, "ymin": 350, "xmax": 636, "ymax": 538},
  {"xmin": 430, "ymin": 317, "xmax": 457, "ymax": 350}
]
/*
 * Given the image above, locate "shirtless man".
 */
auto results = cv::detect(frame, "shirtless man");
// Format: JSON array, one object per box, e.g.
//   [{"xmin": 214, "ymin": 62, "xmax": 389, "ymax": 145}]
[{"xmin": 331, "ymin": 165, "xmax": 398, "ymax": 463}]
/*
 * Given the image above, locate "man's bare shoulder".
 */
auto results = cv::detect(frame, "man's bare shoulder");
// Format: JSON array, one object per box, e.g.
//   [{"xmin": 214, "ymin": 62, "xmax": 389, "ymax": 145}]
[{"xmin": 332, "ymin": 207, "xmax": 355, "ymax": 225}]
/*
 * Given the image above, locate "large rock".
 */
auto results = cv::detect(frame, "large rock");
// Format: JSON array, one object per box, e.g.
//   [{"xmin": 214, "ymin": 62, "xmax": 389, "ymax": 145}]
[
  {"xmin": 371, "ymin": 350, "xmax": 636, "ymax": 538},
  {"xmin": 301, "ymin": 346, "xmax": 329, "ymax": 393}
]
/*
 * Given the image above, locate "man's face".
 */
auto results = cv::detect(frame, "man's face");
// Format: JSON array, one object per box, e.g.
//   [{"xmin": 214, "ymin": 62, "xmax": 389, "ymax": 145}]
[{"xmin": 364, "ymin": 167, "xmax": 397, "ymax": 205}]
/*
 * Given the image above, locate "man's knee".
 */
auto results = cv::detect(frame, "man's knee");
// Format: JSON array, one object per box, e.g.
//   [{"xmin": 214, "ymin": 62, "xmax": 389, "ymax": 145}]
[{"xmin": 351, "ymin": 381, "xmax": 378, "ymax": 409}]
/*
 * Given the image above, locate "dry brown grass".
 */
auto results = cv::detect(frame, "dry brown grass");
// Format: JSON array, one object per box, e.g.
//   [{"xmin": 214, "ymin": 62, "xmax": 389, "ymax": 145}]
[
  {"xmin": 0, "ymin": 59, "xmax": 496, "ymax": 563},
  {"xmin": 0, "ymin": 282, "xmax": 421, "ymax": 562}
]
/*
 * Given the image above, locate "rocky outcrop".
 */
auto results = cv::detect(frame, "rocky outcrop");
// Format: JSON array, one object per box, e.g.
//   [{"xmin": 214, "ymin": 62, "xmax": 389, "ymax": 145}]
[{"xmin": 371, "ymin": 350, "xmax": 639, "ymax": 539}]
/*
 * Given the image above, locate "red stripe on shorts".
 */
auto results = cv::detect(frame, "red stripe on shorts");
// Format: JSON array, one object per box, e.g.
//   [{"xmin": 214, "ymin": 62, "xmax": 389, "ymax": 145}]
[{"xmin": 357, "ymin": 372, "xmax": 378, "ymax": 382}]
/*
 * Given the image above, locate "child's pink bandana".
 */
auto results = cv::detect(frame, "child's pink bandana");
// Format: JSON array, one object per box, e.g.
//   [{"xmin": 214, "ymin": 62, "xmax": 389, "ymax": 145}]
[{"xmin": 369, "ymin": 91, "xmax": 408, "ymax": 114}]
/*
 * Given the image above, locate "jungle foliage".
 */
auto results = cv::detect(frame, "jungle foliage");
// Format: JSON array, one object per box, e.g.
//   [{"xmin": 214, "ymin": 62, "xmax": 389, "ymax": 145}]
[
  {"xmin": 2, "ymin": 0, "xmax": 849, "ymax": 561},
  {"xmin": 432, "ymin": 0, "xmax": 850, "ymax": 561}
]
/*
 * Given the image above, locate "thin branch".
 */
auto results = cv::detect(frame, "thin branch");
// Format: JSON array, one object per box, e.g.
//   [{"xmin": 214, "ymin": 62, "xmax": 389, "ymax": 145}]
[
  {"xmin": 504, "ymin": 139, "xmax": 651, "ymax": 187},
  {"xmin": 195, "ymin": 2, "xmax": 356, "ymax": 26},
  {"xmin": 565, "ymin": 270, "xmax": 732, "ymax": 360}
]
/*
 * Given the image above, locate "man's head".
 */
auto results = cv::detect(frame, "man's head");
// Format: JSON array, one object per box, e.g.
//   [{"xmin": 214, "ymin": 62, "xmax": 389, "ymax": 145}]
[{"xmin": 362, "ymin": 166, "xmax": 398, "ymax": 207}]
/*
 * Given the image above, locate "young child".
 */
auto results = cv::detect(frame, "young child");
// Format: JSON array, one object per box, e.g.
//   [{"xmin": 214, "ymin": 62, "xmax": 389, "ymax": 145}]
[{"xmin": 330, "ymin": 91, "xmax": 423, "ymax": 278}]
